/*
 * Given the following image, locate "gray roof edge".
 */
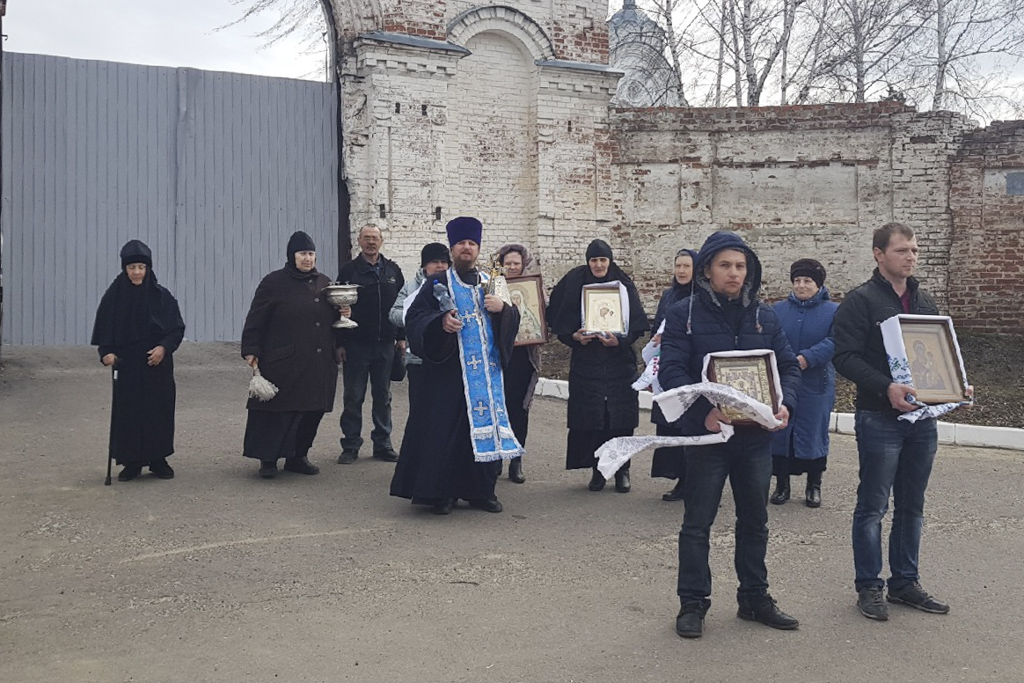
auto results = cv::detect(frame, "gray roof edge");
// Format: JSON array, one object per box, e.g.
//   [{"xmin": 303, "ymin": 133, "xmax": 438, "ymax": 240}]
[
  {"xmin": 358, "ymin": 31, "xmax": 471, "ymax": 55},
  {"xmin": 535, "ymin": 59, "xmax": 625, "ymax": 75}
]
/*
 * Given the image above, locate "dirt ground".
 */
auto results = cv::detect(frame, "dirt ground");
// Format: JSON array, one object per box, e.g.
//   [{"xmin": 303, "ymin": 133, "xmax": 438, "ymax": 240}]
[{"xmin": 2, "ymin": 343, "xmax": 1023, "ymax": 683}]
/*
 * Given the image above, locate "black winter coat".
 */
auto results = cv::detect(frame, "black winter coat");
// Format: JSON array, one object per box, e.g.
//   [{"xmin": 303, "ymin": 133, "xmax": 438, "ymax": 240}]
[
  {"xmin": 241, "ymin": 266, "xmax": 339, "ymax": 413},
  {"xmin": 652, "ymin": 280, "xmax": 694, "ymax": 335},
  {"xmin": 833, "ymin": 268, "xmax": 939, "ymax": 414},
  {"xmin": 337, "ymin": 254, "xmax": 405, "ymax": 344},
  {"xmin": 548, "ymin": 263, "xmax": 650, "ymax": 432}
]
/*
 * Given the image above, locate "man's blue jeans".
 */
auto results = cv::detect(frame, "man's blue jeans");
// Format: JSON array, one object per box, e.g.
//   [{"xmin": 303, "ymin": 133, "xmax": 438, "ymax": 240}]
[
  {"xmin": 852, "ymin": 411, "xmax": 938, "ymax": 591},
  {"xmin": 677, "ymin": 431, "xmax": 773, "ymax": 609},
  {"xmin": 340, "ymin": 340, "xmax": 395, "ymax": 452}
]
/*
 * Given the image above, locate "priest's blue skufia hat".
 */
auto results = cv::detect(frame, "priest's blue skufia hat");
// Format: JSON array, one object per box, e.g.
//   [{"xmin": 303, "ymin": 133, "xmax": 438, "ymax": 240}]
[{"xmin": 446, "ymin": 216, "xmax": 482, "ymax": 247}]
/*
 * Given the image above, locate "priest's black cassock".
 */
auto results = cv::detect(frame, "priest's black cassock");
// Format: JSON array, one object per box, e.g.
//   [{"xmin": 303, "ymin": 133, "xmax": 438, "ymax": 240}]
[{"xmin": 389, "ymin": 269, "xmax": 520, "ymax": 506}]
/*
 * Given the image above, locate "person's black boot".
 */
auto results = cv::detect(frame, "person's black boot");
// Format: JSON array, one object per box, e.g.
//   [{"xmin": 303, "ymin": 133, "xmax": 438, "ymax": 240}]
[
  {"xmin": 805, "ymin": 471, "xmax": 822, "ymax": 508},
  {"xmin": 588, "ymin": 468, "xmax": 606, "ymax": 491},
  {"xmin": 259, "ymin": 460, "xmax": 278, "ymax": 478},
  {"xmin": 662, "ymin": 479, "xmax": 685, "ymax": 501},
  {"xmin": 508, "ymin": 457, "xmax": 525, "ymax": 484},
  {"xmin": 675, "ymin": 602, "xmax": 706, "ymax": 638},
  {"xmin": 283, "ymin": 456, "xmax": 320, "ymax": 475},
  {"xmin": 118, "ymin": 464, "xmax": 142, "ymax": 482},
  {"xmin": 432, "ymin": 498, "xmax": 455, "ymax": 515},
  {"xmin": 770, "ymin": 476, "xmax": 790, "ymax": 505},
  {"xmin": 468, "ymin": 498, "xmax": 503, "ymax": 513},
  {"xmin": 737, "ymin": 594, "xmax": 799, "ymax": 630},
  {"xmin": 149, "ymin": 458, "xmax": 175, "ymax": 479},
  {"xmin": 615, "ymin": 469, "xmax": 631, "ymax": 493}
]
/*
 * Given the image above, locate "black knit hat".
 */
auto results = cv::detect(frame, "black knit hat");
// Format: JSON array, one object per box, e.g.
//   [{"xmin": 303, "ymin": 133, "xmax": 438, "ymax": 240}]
[
  {"xmin": 585, "ymin": 239, "xmax": 613, "ymax": 261},
  {"xmin": 120, "ymin": 240, "xmax": 153, "ymax": 269},
  {"xmin": 790, "ymin": 258, "xmax": 826, "ymax": 288},
  {"xmin": 421, "ymin": 242, "xmax": 451, "ymax": 267},
  {"xmin": 286, "ymin": 231, "xmax": 316, "ymax": 261}
]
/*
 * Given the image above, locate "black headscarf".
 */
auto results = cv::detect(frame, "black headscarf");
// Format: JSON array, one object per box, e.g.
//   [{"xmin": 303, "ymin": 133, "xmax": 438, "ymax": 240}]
[
  {"xmin": 92, "ymin": 240, "xmax": 184, "ymax": 349},
  {"xmin": 547, "ymin": 239, "xmax": 650, "ymax": 337},
  {"xmin": 284, "ymin": 231, "xmax": 320, "ymax": 279},
  {"xmin": 670, "ymin": 248, "xmax": 698, "ymax": 299},
  {"xmin": 286, "ymin": 231, "xmax": 316, "ymax": 262}
]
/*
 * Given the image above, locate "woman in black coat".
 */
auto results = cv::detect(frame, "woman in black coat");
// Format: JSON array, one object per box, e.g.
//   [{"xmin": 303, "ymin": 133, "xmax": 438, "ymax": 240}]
[
  {"xmin": 650, "ymin": 248, "xmax": 697, "ymax": 501},
  {"xmin": 240, "ymin": 231, "xmax": 339, "ymax": 478},
  {"xmin": 495, "ymin": 242, "xmax": 543, "ymax": 484},
  {"xmin": 547, "ymin": 239, "xmax": 650, "ymax": 493},
  {"xmin": 91, "ymin": 240, "xmax": 185, "ymax": 482}
]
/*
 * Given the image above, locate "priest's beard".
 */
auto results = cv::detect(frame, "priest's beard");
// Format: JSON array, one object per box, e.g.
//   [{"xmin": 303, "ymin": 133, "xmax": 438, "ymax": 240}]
[{"xmin": 454, "ymin": 261, "xmax": 478, "ymax": 278}]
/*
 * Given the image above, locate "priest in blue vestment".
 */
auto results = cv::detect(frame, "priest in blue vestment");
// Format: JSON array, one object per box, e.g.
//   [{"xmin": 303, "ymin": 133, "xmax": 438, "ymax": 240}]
[{"xmin": 389, "ymin": 217, "xmax": 523, "ymax": 515}]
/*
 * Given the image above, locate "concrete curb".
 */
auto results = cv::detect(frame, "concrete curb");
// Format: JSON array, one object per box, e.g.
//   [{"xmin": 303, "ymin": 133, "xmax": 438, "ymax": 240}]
[{"xmin": 534, "ymin": 377, "xmax": 1023, "ymax": 452}]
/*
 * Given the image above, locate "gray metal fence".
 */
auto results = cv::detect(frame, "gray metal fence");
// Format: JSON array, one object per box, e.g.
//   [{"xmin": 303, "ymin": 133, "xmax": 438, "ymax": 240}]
[{"xmin": 1, "ymin": 53, "xmax": 339, "ymax": 346}]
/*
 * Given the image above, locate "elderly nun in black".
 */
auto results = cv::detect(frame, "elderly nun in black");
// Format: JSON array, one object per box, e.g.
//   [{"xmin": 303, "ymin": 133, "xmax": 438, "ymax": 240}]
[
  {"xmin": 547, "ymin": 239, "xmax": 650, "ymax": 493},
  {"xmin": 91, "ymin": 240, "xmax": 186, "ymax": 481},
  {"xmin": 240, "ymin": 231, "xmax": 340, "ymax": 479}
]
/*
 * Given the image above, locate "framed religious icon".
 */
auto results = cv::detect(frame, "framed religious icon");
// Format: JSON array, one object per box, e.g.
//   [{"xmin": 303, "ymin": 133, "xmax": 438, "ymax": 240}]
[
  {"xmin": 886, "ymin": 315, "xmax": 969, "ymax": 404},
  {"xmin": 506, "ymin": 274, "xmax": 548, "ymax": 346},
  {"xmin": 582, "ymin": 283, "xmax": 626, "ymax": 335},
  {"xmin": 704, "ymin": 350, "xmax": 782, "ymax": 425}
]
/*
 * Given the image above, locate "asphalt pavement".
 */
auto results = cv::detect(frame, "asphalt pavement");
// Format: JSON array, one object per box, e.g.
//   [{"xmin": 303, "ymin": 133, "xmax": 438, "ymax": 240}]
[{"xmin": 1, "ymin": 342, "xmax": 1022, "ymax": 683}]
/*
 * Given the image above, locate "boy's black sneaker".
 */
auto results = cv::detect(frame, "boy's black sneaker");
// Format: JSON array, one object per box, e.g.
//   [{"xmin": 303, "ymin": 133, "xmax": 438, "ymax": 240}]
[
  {"xmin": 887, "ymin": 582, "xmax": 949, "ymax": 614},
  {"xmin": 857, "ymin": 586, "xmax": 889, "ymax": 621}
]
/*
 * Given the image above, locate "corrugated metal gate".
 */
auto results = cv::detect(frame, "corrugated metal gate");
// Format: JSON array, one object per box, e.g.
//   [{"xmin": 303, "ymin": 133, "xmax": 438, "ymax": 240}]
[{"xmin": 1, "ymin": 53, "xmax": 340, "ymax": 345}]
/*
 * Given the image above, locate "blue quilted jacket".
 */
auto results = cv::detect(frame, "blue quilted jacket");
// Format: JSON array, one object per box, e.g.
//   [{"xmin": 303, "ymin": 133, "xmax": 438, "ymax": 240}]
[
  {"xmin": 659, "ymin": 231, "xmax": 802, "ymax": 436},
  {"xmin": 770, "ymin": 287, "xmax": 838, "ymax": 460}
]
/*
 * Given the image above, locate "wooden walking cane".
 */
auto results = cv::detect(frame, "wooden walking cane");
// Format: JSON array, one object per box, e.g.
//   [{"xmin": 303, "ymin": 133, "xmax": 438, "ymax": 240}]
[{"xmin": 104, "ymin": 361, "xmax": 118, "ymax": 485}]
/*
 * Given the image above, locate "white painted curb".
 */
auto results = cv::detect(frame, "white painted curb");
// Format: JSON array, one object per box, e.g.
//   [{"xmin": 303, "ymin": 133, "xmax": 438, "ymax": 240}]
[{"xmin": 534, "ymin": 377, "xmax": 1023, "ymax": 452}]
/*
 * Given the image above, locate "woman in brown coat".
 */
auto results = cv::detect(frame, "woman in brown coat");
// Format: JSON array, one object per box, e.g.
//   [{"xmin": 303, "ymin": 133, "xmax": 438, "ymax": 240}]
[{"xmin": 241, "ymin": 231, "xmax": 340, "ymax": 478}]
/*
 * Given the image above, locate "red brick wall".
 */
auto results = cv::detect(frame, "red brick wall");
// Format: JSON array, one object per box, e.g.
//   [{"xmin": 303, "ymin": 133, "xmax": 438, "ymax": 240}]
[
  {"xmin": 382, "ymin": 0, "xmax": 446, "ymax": 40},
  {"xmin": 948, "ymin": 122, "xmax": 1024, "ymax": 335}
]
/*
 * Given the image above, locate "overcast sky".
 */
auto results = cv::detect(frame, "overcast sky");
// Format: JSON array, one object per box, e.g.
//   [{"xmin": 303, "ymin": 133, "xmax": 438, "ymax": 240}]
[{"xmin": 5, "ymin": 0, "xmax": 328, "ymax": 81}]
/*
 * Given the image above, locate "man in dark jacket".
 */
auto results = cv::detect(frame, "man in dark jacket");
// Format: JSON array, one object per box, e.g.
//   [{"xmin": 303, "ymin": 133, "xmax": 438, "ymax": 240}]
[
  {"xmin": 659, "ymin": 231, "xmax": 801, "ymax": 639},
  {"xmin": 336, "ymin": 226, "xmax": 405, "ymax": 463},
  {"xmin": 833, "ymin": 222, "xmax": 954, "ymax": 622}
]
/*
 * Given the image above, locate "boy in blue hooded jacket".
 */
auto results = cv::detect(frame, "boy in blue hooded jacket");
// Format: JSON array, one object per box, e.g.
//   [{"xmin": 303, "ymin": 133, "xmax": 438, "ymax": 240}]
[{"xmin": 659, "ymin": 231, "xmax": 802, "ymax": 638}]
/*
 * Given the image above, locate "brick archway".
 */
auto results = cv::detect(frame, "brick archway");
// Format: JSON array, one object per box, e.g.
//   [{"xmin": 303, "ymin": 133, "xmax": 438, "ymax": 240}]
[{"xmin": 447, "ymin": 5, "xmax": 556, "ymax": 60}]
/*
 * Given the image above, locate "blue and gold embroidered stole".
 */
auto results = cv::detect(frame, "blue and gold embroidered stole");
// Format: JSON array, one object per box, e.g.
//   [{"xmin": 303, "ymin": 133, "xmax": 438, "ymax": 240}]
[{"xmin": 449, "ymin": 270, "xmax": 523, "ymax": 462}]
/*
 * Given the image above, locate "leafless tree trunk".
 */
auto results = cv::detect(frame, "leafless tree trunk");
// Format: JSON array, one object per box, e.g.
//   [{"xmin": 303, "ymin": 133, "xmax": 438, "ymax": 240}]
[
  {"xmin": 926, "ymin": 0, "xmax": 1024, "ymax": 115},
  {"xmin": 650, "ymin": 0, "xmax": 693, "ymax": 105},
  {"xmin": 933, "ymin": 0, "xmax": 948, "ymax": 109},
  {"xmin": 728, "ymin": 0, "xmax": 745, "ymax": 104},
  {"xmin": 715, "ymin": 4, "xmax": 727, "ymax": 105}
]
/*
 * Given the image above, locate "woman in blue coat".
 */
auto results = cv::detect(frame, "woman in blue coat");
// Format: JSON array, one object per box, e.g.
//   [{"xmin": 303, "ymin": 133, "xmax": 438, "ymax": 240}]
[{"xmin": 770, "ymin": 259, "xmax": 839, "ymax": 508}]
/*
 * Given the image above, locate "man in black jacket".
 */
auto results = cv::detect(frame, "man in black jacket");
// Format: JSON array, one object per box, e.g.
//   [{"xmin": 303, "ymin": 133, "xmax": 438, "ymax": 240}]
[
  {"xmin": 833, "ymin": 222, "xmax": 954, "ymax": 622},
  {"xmin": 336, "ymin": 226, "xmax": 405, "ymax": 463},
  {"xmin": 659, "ymin": 231, "xmax": 801, "ymax": 639}
]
